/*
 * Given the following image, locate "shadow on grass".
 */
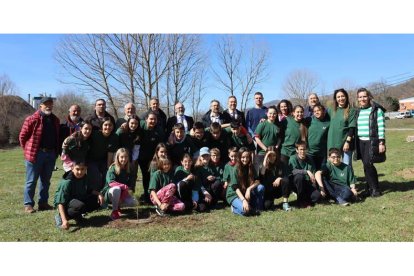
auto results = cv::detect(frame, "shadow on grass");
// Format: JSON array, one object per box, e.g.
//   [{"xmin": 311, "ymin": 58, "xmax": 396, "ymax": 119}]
[{"xmin": 355, "ymin": 179, "xmax": 414, "ymax": 195}]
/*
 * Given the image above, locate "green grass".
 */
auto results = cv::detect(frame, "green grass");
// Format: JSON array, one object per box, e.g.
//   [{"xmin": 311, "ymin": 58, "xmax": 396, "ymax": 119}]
[
  {"xmin": 385, "ymin": 117, "xmax": 414, "ymax": 129},
  {"xmin": 1, "ymin": 130, "xmax": 414, "ymax": 241}
]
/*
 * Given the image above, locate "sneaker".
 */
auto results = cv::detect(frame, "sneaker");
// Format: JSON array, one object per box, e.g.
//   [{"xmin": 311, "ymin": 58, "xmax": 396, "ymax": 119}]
[
  {"xmin": 340, "ymin": 202, "xmax": 350, "ymax": 206},
  {"xmin": 155, "ymin": 206, "xmax": 167, "ymax": 217},
  {"xmin": 282, "ymin": 202, "xmax": 292, "ymax": 211},
  {"xmin": 55, "ymin": 213, "xmax": 63, "ymax": 228},
  {"xmin": 110, "ymin": 210, "xmax": 121, "ymax": 220}
]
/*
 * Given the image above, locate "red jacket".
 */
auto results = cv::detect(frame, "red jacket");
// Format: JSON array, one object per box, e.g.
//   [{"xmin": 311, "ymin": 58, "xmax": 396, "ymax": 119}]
[{"xmin": 19, "ymin": 110, "xmax": 60, "ymax": 162}]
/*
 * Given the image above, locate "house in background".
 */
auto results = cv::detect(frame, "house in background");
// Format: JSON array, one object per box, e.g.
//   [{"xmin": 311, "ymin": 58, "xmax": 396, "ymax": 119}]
[{"xmin": 399, "ymin": 97, "xmax": 414, "ymax": 111}]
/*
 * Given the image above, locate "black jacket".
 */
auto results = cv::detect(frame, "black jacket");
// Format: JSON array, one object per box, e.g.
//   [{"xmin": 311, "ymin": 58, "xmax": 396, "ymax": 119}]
[
  {"xmin": 201, "ymin": 110, "xmax": 232, "ymax": 128},
  {"xmin": 223, "ymin": 108, "xmax": 246, "ymax": 128},
  {"xmin": 354, "ymin": 101, "xmax": 386, "ymax": 163},
  {"xmin": 166, "ymin": 115, "xmax": 194, "ymax": 135}
]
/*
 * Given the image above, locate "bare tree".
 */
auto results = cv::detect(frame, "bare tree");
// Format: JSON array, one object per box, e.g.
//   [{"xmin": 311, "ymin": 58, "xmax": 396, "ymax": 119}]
[
  {"xmin": 190, "ymin": 66, "xmax": 208, "ymax": 122},
  {"xmin": 282, "ymin": 69, "xmax": 321, "ymax": 106},
  {"xmin": 213, "ymin": 36, "xmax": 241, "ymax": 96},
  {"xmin": 0, "ymin": 74, "xmax": 17, "ymax": 96},
  {"xmin": 53, "ymin": 90, "xmax": 93, "ymax": 121},
  {"xmin": 132, "ymin": 34, "xmax": 171, "ymax": 109},
  {"xmin": 55, "ymin": 34, "xmax": 120, "ymax": 118},
  {"xmin": 103, "ymin": 34, "xmax": 140, "ymax": 106},
  {"xmin": 164, "ymin": 34, "xmax": 204, "ymax": 116},
  {"xmin": 367, "ymin": 78, "xmax": 396, "ymax": 111},
  {"xmin": 238, "ymin": 43, "xmax": 269, "ymax": 112},
  {"xmin": 213, "ymin": 35, "xmax": 269, "ymax": 112}
]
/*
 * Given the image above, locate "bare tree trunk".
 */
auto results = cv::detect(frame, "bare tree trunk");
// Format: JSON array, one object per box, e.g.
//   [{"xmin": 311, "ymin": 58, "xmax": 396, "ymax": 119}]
[{"xmin": 213, "ymin": 35, "xmax": 241, "ymax": 96}]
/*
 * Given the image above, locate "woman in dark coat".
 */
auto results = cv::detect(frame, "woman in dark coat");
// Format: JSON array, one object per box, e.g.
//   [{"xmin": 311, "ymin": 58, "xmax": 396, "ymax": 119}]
[{"xmin": 354, "ymin": 88, "xmax": 386, "ymax": 197}]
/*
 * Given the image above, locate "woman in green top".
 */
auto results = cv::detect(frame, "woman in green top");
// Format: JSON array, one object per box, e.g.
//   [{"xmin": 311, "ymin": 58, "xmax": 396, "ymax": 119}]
[
  {"xmin": 327, "ymin": 88, "xmax": 356, "ymax": 168},
  {"xmin": 280, "ymin": 105, "xmax": 310, "ymax": 166},
  {"xmin": 307, "ymin": 104, "xmax": 330, "ymax": 170},
  {"xmin": 102, "ymin": 148, "xmax": 138, "ymax": 220},
  {"xmin": 254, "ymin": 105, "xmax": 282, "ymax": 171}
]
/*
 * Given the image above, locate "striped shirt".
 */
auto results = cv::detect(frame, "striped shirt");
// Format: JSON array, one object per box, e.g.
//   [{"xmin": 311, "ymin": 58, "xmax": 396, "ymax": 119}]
[{"xmin": 357, "ymin": 107, "xmax": 385, "ymax": 140}]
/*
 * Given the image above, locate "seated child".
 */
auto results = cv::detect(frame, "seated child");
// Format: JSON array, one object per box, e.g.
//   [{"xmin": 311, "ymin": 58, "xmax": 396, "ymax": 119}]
[
  {"xmin": 149, "ymin": 157, "xmax": 185, "ymax": 216},
  {"xmin": 258, "ymin": 146, "xmax": 292, "ymax": 211},
  {"xmin": 226, "ymin": 147, "xmax": 265, "ymax": 216},
  {"xmin": 101, "ymin": 148, "xmax": 138, "ymax": 220},
  {"xmin": 194, "ymin": 147, "xmax": 223, "ymax": 209},
  {"xmin": 287, "ymin": 141, "xmax": 321, "ymax": 208},
  {"xmin": 315, "ymin": 148, "xmax": 358, "ymax": 206}
]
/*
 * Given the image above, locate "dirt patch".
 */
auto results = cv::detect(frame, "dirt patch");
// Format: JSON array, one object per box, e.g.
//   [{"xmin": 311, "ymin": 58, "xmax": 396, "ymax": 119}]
[{"xmin": 395, "ymin": 168, "xmax": 414, "ymax": 180}]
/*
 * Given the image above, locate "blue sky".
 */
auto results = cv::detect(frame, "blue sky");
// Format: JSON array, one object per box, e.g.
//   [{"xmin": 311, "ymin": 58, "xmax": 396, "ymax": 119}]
[{"xmin": 1, "ymin": 34, "xmax": 414, "ymax": 109}]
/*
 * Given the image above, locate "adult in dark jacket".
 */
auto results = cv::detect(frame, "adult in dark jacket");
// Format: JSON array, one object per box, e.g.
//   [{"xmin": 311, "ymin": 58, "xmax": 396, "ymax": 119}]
[
  {"xmin": 59, "ymin": 104, "xmax": 83, "ymax": 154},
  {"xmin": 201, "ymin": 99, "xmax": 232, "ymax": 129},
  {"xmin": 166, "ymin": 102, "xmax": 194, "ymax": 135},
  {"xmin": 140, "ymin": 97, "xmax": 167, "ymax": 135},
  {"xmin": 19, "ymin": 97, "xmax": 60, "ymax": 213},
  {"xmin": 354, "ymin": 88, "xmax": 386, "ymax": 197},
  {"xmin": 223, "ymin": 95, "xmax": 246, "ymax": 128},
  {"xmin": 115, "ymin": 102, "xmax": 137, "ymax": 129},
  {"xmin": 85, "ymin": 99, "xmax": 116, "ymax": 131}
]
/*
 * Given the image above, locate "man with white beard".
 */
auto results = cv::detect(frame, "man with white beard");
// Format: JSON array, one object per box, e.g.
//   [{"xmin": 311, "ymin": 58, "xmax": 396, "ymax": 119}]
[
  {"xmin": 59, "ymin": 104, "xmax": 83, "ymax": 151},
  {"xmin": 19, "ymin": 97, "xmax": 60, "ymax": 213}
]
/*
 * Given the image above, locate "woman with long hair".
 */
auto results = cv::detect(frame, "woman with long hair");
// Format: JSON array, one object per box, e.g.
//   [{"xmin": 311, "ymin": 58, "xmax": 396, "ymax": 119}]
[
  {"xmin": 61, "ymin": 121, "xmax": 93, "ymax": 173},
  {"xmin": 258, "ymin": 146, "xmax": 292, "ymax": 211},
  {"xmin": 327, "ymin": 88, "xmax": 356, "ymax": 168},
  {"xmin": 280, "ymin": 105, "xmax": 310, "ymax": 166},
  {"xmin": 277, "ymin": 99, "xmax": 293, "ymax": 122},
  {"xmin": 226, "ymin": 147, "xmax": 265, "ymax": 216}
]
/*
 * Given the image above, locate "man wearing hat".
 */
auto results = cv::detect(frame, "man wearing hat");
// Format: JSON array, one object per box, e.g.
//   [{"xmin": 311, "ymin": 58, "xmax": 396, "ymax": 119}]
[{"xmin": 19, "ymin": 97, "xmax": 60, "ymax": 213}]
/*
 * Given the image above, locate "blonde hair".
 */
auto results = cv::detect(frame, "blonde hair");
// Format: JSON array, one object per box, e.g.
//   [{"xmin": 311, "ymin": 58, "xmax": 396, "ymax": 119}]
[
  {"xmin": 209, "ymin": 148, "xmax": 221, "ymax": 157},
  {"xmin": 157, "ymin": 157, "xmax": 172, "ymax": 171},
  {"xmin": 113, "ymin": 148, "xmax": 130, "ymax": 175}
]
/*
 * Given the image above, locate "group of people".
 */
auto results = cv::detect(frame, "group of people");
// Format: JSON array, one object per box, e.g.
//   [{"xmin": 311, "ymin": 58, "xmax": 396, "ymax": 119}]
[{"xmin": 19, "ymin": 88, "xmax": 386, "ymax": 230}]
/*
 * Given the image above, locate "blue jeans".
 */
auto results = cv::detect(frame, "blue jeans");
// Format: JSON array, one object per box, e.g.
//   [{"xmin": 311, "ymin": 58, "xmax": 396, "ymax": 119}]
[
  {"xmin": 23, "ymin": 150, "xmax": 56, "ymax": 207},
  {"xmin": 230, "ymin": 184, "xmax": 265, "ymax": 216},
  {"xmin": 342, "ymin": 150, "xmax": 353, "ymax": 169},
  {"xmin": 323, "ymin": 180, "xmax": 353, "ymax": 204}
]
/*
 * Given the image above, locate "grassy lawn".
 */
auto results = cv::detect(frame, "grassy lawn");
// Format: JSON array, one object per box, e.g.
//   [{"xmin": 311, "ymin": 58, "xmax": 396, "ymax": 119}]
[{"xmin": 1, "ymin": 129, "xmax": 414, "ymax": 242}]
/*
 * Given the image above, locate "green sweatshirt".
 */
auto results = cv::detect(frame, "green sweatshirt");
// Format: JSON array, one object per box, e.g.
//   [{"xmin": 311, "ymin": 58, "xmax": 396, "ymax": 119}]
[{"xmin": 321, "ymin": 161, "xmax": 356, "ymax": 187}]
